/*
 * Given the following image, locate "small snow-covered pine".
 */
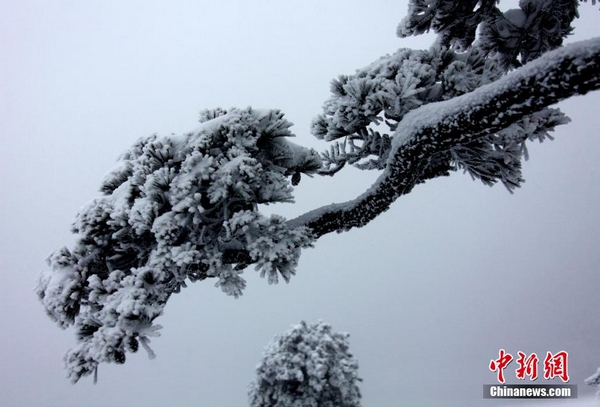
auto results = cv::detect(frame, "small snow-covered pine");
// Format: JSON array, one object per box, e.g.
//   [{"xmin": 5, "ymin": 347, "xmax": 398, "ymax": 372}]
[{"xmin": 248, "ymin": 321, "xmax": 362, "ymax": 407}]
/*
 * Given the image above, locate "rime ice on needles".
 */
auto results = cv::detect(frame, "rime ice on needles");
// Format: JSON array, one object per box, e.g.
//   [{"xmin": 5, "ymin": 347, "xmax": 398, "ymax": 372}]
[
  {"xmin": 586, "ymin": 367, "xmax": 600, "ymax": 397},
  {"xmin": 398, "ymin": 0, "xmax": 578, "ymax": 67},
  {"xmin": 248, "ymin": 321, "xmax": 362, "ymax": 407},
  {"xmin": 314, "ymin": 0, "xmax": 580, "ymax": 191},
  {"xmin": 312, "ymin": 46, "xmax": 504, "ymax": 177},
  {"xmin": 37, "ymin": 0, "xmax": 600, "ymax": 385},
  {"xmin": 36, "ymin": 107, "xmax": 320, "ymax": 382}
]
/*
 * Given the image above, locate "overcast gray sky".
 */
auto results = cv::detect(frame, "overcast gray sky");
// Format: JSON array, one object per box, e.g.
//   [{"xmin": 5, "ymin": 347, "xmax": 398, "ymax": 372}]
[{"xmin": 2, "ymin": 1, "xmax": 600, "ymax": 406}]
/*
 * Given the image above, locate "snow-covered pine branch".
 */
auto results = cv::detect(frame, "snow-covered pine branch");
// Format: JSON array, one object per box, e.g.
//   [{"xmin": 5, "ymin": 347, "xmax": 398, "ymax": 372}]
[
  {"xmin": 36, "ymin": 0, "xmax": 600, "ymax": 383},
  {"xmin": 586, "ymin": 367, "xmax": 600, "ymax": 397},
  {"xmin": 36, "ymin": 108, "xmax": 321, "ymax": 382},
  {"xmin": 291, "ymin": 37, "xmax": 600, "ymax": 237}
]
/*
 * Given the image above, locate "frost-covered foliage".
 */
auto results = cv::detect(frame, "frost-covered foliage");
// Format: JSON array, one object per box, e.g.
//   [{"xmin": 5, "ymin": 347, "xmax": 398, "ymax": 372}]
[
  {"xmin": 36, "ymin": 107, "xmax": 320, "ymax": 382},
  {"xmin": 398, "ymin": 0, "xmax": 578, "ymax": 67},
  {"xmin": 586, "ymin": 367, "xmax": 600, "ymax": 397},
  {"xmin": 313, "ymin": 46, "xmax": 502, "ymax": 175},
  {"xmin": 314, "ymin": 0, "xmax": 580, "ymax": 191},
  {"xmin": 248, "ymin": 321, "xmax": 362, "ymax": 407},
  {"xmin": 38, "ymin": 0, "xmax": 600, "ymax": 385}
]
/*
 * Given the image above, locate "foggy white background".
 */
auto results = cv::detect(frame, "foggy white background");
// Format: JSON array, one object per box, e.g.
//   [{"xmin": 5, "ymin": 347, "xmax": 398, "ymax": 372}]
[{"xmin": 2, "ymin": 1, "xmax": 600, "ymax": 406}]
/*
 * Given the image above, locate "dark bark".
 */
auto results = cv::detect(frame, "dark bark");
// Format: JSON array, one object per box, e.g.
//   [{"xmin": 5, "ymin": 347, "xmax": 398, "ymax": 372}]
[{"xmin": 288, "ymin": 37, "xmax": 600, "ymax": 237}]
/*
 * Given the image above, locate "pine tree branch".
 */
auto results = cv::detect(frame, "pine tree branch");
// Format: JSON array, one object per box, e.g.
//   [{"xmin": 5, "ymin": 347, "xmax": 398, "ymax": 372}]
[{"xmin": 288, "ymin": 37, "xmax": 600, "ymax": 237}]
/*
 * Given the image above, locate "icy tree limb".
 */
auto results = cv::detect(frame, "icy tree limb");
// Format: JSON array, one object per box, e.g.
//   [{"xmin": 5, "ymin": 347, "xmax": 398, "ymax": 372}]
[{"xmin": 288, "ymin": 37, "xmax": 600, "ymax": 237}]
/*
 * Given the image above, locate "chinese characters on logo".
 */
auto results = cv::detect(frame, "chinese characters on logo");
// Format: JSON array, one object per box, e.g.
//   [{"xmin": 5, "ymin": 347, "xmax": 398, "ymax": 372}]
[
  {"xmin": 489, "ymin": 349, "xmax": 569, "ymax": 383},
  {"xmin": 516, "ymin": 351, "xmax": 539, "ymax": 380},
  {"xmin": 489, "ymin": 349, "xmax": 513, "ymax": 383}
]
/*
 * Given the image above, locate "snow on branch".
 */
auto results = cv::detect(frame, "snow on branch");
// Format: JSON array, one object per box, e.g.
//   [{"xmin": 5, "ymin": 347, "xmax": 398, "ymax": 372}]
[
  {"xmin": 36, "ymin": 107, "xmax": 322, "ymax": 382},
  {"xmin": 36, "ymin": 27, "xmax": 600, "ymax": 383},
  {"xmin": 290, "ymin": 37, "xmax": 600, "ymax": 237}
]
